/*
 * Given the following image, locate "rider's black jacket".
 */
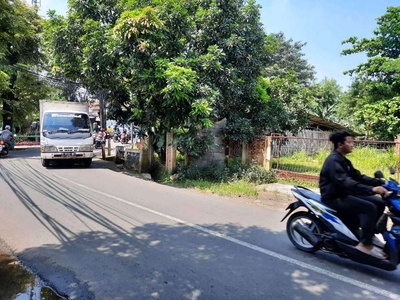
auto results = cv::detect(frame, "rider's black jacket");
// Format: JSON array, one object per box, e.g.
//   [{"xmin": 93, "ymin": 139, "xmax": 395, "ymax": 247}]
[{"xmin": 319, "ymin": 150, "xmax": 384, "ymax": 203}]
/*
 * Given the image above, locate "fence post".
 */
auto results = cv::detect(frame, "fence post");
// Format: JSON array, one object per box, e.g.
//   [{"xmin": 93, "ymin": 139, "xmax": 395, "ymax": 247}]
[
  {"xmin": 148, "ymin": 134, "xmax": 154, "ymax": 165},
  {"xmin": 241, "ymin": 142, "xmax": 248, "ymax": 165},
  {"xmin": 396, "ymin": 134, "xmax": 400, "ymax": 181},
  {"xmin": 265, "ymin": 136, "xmax": 272, "ymax": 171},
  {"xmin": 166, "ymin": 132, "xmax": 176, "ymax": 174}
]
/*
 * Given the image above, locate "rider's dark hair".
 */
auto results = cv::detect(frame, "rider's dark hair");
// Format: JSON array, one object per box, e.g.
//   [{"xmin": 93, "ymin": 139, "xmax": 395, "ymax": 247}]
[{"xmin": 329, "ymin": 130, "xmax": 352, "ymax": 149}]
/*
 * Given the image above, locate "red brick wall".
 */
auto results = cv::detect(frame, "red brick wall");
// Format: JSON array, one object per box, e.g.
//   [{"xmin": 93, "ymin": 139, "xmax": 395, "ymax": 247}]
[{"xmin": 249, "ymin": 136, "xmax": 267, "ymax": 165}]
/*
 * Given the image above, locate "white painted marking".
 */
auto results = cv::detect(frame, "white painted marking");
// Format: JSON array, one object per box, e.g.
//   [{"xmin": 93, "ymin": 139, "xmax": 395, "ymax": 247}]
[{"xmin": 54, "ymin": 174, "xmax": 400, "ymax": 299}]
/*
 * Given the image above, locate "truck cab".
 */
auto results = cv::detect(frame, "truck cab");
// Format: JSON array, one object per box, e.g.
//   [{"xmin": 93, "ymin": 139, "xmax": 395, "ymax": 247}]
[{"xmin": 39, "ymin": 101, "xmax": 95, "ymax": 167}]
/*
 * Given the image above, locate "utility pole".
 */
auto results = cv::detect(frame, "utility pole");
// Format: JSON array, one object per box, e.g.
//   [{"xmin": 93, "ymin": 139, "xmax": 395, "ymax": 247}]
[{"xmin": 97, "ymin": 90, "xmax": 107, "ymax": 129}]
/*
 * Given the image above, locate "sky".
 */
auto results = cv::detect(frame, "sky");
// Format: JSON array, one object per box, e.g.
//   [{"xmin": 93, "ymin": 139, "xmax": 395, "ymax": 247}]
[{"xmin": 36, "ymin": 0, "xmax": 400, "ymax": 90}]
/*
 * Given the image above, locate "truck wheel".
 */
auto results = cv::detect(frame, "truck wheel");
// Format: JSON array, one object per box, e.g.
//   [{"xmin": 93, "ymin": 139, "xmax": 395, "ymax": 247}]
[
  {"xmin": 83, "ymin": 158, "xmax": 92, "ymax": 168},
  {"xmin": 41, "ymin": 158, "xmax": 50, "ymax": 167}
]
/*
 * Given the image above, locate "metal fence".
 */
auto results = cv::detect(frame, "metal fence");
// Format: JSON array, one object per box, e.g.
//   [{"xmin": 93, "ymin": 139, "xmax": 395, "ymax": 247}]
[{"xmin": 271, "ymin": 135, "xmax": 400, "ymax": 182}]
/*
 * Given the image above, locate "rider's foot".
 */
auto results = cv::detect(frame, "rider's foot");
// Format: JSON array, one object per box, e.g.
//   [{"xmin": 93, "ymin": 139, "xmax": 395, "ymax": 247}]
[
  {"xmin": 372, "ymin": 235, "xmax": 385, "ymax": 248},
  {"xmin": 356, "ymin": 243, "xmax": 387, "ymax": 260}
]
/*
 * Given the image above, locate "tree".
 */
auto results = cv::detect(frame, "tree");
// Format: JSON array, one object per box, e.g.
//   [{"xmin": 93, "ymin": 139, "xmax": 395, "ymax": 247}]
[
  {"xmin": 0, "ymin": 0, "xmax": 46, "ymax": 129},
  {"xmin": 341, "ymin": 6, "xmax": 400, "ymax": 139},
  {"xmin": 44, "ymin": 0, "xmax": 124, "ymax": 128},
  {"xmin": 113, "ymin": 0, "xmax": 270, "ymax": 147},
  {"xmin": 264, "ymin": 32, "xmax": 315, "ymax": 86},
  {"xmin": 259, "ymin": 32, "xmax": 317, "ymax": 133},
  {"xmin": 342, "ymin": 6, "xmax": 400, "ymax": 97},
  {"xmin": 354, "ymin": 97, "xmax": 400, "ymax": 140},
  {"xmin": 311, "ymin": 77, "xmax": 342, "ymax": 120}
]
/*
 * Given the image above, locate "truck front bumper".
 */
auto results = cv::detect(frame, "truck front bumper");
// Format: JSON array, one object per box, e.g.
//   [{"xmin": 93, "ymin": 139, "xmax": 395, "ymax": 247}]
[{"xmin": 41, "ymin": 152, "xmax": 95, "ymax": 159}]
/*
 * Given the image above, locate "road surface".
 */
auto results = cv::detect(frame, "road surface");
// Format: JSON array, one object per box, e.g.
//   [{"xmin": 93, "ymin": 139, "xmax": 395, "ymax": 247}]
[{"xmin": 0, "ymin": 148, "xmax": 399, "ymax": 299}]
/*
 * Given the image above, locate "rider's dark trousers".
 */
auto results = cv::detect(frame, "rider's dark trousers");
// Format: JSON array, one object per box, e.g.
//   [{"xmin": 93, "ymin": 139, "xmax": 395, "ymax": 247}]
[{"xmin": 329, "ymin": 195, "xmax": 385, "ymax": 246}]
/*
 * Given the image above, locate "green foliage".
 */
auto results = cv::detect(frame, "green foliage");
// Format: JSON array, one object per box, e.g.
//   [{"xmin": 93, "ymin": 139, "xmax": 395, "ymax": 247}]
[
  {"xmin": 173, "ymin": 129, "xmax": 215, "ymax": 157},
  {"xmin": 224, "ymin": 117, "xmax": 254, "ymax": 143},
  {"xmin": 146, "ymin": 159, "xmax": 169, "ymax": 182},
  {"xmin": 342, "ymin": 6, "xmax": 400, "ymax": 90},
  {"xmin": 44, "ymin": 0, "xmax": 317, "ymax": 147},
  {"xmin": 275, "ymin": 147, "xmax": 397, "ymax": 177},
  {"xmin": 177, "ymin": 160, "xmax": 277, "ymax": 185},
  {"xmin": 264, "ymin": 32, "xmax": 315, "ymax": 86},
  {"xmin": 267, "ymin": 73, "xmax": 313, "ymax": 133},
  {"xmin": 354, "ymin": 97, "xmax": 400, "ymax": 140},
  {"xmin": 176, "ymin": 179, "xmax": 259, "ymax": 197},
  {"xmin": 178, "ymin": 162, "xmax": 228, "ymax": 182},
  {"xmin": 341, "ymin": 6, "xmax": 400, "ymax": 139},
  {"xmin": 310, "ymin": 77, "xmax": 342, "ymax": 121},
  {"xmin": 0, "ymin": 0, "xmax": 45, "ymax": 126}
]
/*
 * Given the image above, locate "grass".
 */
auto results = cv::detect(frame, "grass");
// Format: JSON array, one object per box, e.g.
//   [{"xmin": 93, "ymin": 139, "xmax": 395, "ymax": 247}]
[
  {"xmin": 171, "ymin": 179, "xmax": 259, "ymax": 197},
  {"xmin": 277, "ymin": 178, "xmax": 319, "ymax": 189},
  {"xmin": 152, "ymin": 146, "xmax": 399, "ymax": 197},
  {"xmin": 274, "ymin": 146, "xmax": 398, "ymax": 178}
]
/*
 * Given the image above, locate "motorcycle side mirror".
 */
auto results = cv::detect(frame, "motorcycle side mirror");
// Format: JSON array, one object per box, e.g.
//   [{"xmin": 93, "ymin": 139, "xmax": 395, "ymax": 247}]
[
  {"xmin": 389, "ymin": 167, "xmax": 396, "ymax": 175},
  {"xmin": 374, "ymin": 170, "xmax": 384, "ymax": 179}
]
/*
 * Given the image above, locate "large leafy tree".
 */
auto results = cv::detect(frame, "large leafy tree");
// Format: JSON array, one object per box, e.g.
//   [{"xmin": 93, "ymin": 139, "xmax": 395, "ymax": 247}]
[
  {"xmin": 311, "ymin": 77, "xmax": 342, "ymax": 121},
  {"xmin": 0, "ymin": 0, "xmax": 47, "ymax": 129},
  {"xmin": 113, "ymin": 0, "xmax": 271, "ymax": 146},
  {"xmin": 264, "ymin": 32, "xmax": 315, "ymax": 86},
  {"xmin": 261, "ymin": 33, "xmax": 316, "ymax": 133},
  {"xmin": 45, "ymin": 0, "xmax": 316, "ymax": 153},
  {"xmin": 44, "ymin": 0, "xmax": 125, "ymax": 127},
  {"xmin": 341, "ymin": 6, "xmax": 400, "ymax": 140}
]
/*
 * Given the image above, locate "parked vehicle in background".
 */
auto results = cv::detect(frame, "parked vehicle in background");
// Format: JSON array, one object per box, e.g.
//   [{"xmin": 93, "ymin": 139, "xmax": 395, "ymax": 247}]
[
  {"xmin": 0, "ymin": 139, "xmax": 9, "ymax": 156},
  {"xmin": 35, "ymin": 100, "xmax": 95, "ymax": 168}
]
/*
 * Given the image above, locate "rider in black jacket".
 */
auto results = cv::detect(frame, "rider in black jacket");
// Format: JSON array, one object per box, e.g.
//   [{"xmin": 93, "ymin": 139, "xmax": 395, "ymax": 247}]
[{"xmin": 319, "ymin": 131, "xmax": 388, "ymax": 259}]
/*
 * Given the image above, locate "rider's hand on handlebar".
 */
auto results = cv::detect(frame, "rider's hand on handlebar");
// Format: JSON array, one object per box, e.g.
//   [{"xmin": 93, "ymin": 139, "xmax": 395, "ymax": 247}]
[{"xmin": 372, "ymin": 186, "xmax": 390, "ymax": 197}]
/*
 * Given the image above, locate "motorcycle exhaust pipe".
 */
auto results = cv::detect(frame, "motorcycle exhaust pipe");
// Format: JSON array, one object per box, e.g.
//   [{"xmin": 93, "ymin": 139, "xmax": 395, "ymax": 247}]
[{"xmin": 293, "ymin": 223, "xmax": 319, "ymax": 246}]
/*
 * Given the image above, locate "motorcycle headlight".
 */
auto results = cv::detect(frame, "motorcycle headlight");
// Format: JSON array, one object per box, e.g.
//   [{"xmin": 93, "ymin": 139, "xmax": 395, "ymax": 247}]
[
  {"xmin": 41, "ymin": 145, "xmax": 58, "ymax": 153},
  {"xmin": 79, "ymin": 145, "xmax": 93, "ymax": 152}
]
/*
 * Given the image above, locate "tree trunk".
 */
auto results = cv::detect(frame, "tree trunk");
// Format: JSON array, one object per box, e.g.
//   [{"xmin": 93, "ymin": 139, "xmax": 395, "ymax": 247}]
[{"xmin": 2, "ymin": 51, "xmax": 18, "ymax": 129}]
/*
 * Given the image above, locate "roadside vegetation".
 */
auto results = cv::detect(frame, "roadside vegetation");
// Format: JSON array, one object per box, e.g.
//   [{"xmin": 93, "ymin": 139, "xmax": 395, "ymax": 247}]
[
  {"xmin": 148, "ymin": 157, "xmax": 277, "ymax": 197},
  {"xmin": 275, "ymin": 147, "xmax": 398, "ymax": 177},
  {"xmin": 1, "ymin": 1, "xmax": 399, "ymax": 195}
]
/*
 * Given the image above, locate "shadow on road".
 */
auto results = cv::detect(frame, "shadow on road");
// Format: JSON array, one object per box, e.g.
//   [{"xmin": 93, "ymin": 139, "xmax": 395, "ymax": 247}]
[
  {"xmin": 1, "ymin": 154, "xmax": 399, "ymax": 299},
  {"xmin": 15, "ymin": 223, "xmax": 400, "ymax": 300}
]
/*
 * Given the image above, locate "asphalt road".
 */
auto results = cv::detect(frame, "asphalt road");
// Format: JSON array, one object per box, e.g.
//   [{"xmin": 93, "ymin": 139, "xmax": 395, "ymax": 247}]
[{"xmin": 0, "ymin": 148, "xmax": 400, "ymax": 299}]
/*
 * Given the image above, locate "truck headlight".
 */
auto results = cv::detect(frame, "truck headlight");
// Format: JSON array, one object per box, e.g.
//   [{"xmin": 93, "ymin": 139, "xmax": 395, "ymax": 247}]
[
  {"xmin": 41, "ymin": 145, "xmax": 58, "ymax": 153},
  {"xmin": 79, "ymin": 145, "xmax": 93, "ymax": 152}
]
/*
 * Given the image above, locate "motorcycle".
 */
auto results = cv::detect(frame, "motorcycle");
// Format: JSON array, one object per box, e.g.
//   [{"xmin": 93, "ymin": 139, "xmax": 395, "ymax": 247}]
[
  {"xmin": 120, "ymin": 131, "xmax": 129, "ymax": 144},
  {"xmin": 0, "ymin": 140, "xmax": 9, "ymax": 156},
  {"xmin": 281, "ymin": 170, "xmax": 400, "ymax": 271},
  {"xmin": 94, "ymin": 134, "xmax": 106, "ymax": 149},
  {"xmin": 113, "ymin": 131, "xmax": 121, "ymax": 143}
]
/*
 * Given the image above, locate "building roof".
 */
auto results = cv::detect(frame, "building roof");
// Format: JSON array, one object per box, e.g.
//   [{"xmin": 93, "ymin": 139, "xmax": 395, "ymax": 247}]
[{"xmin": 308, "ymin": 115, "xmax": 360, "ymax": 136}]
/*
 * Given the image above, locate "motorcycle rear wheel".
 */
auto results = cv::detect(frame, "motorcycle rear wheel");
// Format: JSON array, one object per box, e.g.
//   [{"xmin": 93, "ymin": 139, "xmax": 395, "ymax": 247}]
[{"xmin": 287, "ymin": 211, "xmax": 322, "ymax": 253}]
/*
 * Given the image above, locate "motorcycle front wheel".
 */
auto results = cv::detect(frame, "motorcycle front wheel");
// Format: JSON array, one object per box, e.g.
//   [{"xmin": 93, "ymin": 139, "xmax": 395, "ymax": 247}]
[{"xmin": 286, "ymin": 211, "xmax": 322, "ymax": 253}]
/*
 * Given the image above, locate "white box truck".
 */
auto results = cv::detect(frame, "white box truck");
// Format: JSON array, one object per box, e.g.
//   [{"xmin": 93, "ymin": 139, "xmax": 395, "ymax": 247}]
[{"xmin": 39, "ymin": 100, "xmax": 95, "ymax": 167}]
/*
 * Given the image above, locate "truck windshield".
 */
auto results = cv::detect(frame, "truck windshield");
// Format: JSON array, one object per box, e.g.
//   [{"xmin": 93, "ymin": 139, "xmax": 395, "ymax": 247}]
[{"xmin": 43, "ymin": 112, "xmax": 91, "ymax": 137}]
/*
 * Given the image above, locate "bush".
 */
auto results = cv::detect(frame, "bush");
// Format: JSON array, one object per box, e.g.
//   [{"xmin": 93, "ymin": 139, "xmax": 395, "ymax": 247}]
[
  {"xmin": 147, "ymin": 159, "xmax": 169, "ymax": 182},
  {"xmin": 247, "ymin": 164, "xmax": 277, "ymax": 184},
  {"xmin": 176, "ymin": 160, "xmax": 277, "ymax": 184},
  {"xmin": 177, "ymin": 162, "xmax": 227, "ymax": 182}
]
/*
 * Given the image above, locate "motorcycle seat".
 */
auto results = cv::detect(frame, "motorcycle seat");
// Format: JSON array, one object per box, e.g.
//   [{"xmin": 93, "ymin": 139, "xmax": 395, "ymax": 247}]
[
  {"xmin": 293, "ymin": 185, "xmax": 321, "ymax": 201},
  {"xmin": 293, "ymin": 185, "xmax": 338, "ymax": 213}
]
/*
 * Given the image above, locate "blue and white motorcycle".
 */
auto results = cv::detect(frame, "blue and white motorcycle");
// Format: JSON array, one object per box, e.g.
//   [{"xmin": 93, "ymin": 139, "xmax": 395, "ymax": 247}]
[{"xmin": 281, "ymin": 171, "xmax": 400, "ymax": 271}]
